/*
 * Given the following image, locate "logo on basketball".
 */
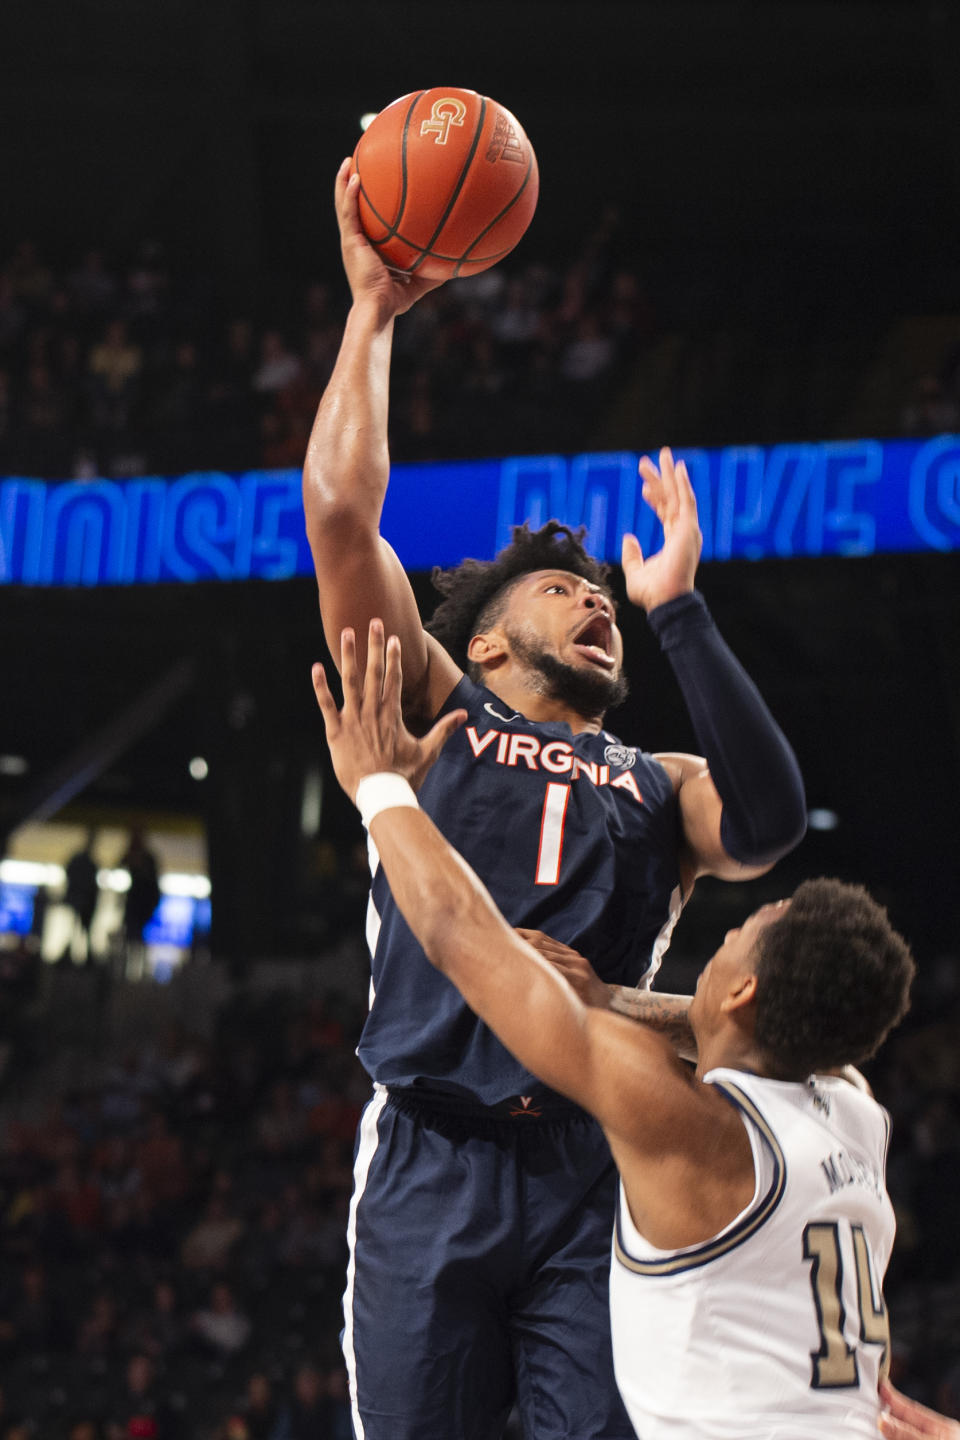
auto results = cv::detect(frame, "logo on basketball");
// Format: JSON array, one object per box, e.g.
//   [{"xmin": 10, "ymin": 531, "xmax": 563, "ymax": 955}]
[
  {"xmin": 604, "ymin": 744, "xmax": 637, "ymax": 770},
  {"xmin": 485, "ymin": 111, "xmax": 525, "ymax": 165},
  {"xmin": 420, "ymin": 97, "xmax": 467, "ymax": 145}
]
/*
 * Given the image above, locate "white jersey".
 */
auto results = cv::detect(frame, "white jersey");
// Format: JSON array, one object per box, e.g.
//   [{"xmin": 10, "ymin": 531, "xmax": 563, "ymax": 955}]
[{"xmin": 609, "ymin": 1068, "xmax": 894, "ymax": 1440}]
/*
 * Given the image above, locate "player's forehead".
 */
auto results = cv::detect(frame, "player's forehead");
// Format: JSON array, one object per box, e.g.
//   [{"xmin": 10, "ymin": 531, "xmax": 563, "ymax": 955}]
[
  {"xmin": 744, "ymin": 898, "xmax": 790, "ymax": 937},
  {"xmin": 508, "ymin": 569, "xmax": 615, "ymax": 603}
]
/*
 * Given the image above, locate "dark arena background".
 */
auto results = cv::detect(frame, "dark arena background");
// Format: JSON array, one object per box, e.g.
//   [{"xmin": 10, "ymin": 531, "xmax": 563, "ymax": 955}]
[{"xmin": 1, "ymin": 2, "xmax": 959, "ymax": 1436}]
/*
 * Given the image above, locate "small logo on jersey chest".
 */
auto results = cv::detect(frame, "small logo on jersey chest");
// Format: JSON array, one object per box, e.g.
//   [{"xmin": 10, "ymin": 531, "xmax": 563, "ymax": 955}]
[
  {"xmin": 484, "ymin": 701, "xmax": 521, "ymax": 723},
  {"xmin": 604, "ymin": 744, "xmax": 636, "ymax": 769}
]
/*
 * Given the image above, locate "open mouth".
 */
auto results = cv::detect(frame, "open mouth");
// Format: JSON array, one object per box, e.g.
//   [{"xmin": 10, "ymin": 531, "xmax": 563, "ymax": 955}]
[{"xmin": 571, "ymin": 613, "xmax": 616, "ymax": 669}]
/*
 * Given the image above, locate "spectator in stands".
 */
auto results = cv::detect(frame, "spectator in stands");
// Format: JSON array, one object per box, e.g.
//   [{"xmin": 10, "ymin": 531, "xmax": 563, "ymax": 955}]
[
  {"xmin": 251, "ymin": 331, "xmax": 301, "ymax": 395},
  {"xmin": 74, "ymin": 1288, "xmax": 120, "ymax": 1358},
  {"xmin": 135, "ymin": 1113, "xmax": 188, "ymax": 1207},
  {"xmin": 149, "ymin": 339, "xmax": 205, "ymax": 470},
  {"xmin": 206, "ymin": 318, "xmax": 257, "ymax": 466},
  {"xmin": 6, "ymin": 240, "xmax": 53, "ymax": 311},
  {"xmin": 237, "ymin": 1372, "xmax": 278, "ymax": 1440},
  {"xmin": 127, "ymin": 1280, "xmax": 186, "ymax": 1361},
  {"xmin": 67, "ymin": 249, "xmax": 118, "ymax": 323},
  {"xmin": 120, "ymin": 831, "xmax": 160, "ymax": 969},
  {"xmin": 0, "ymin": 275, "xmax": 26, "ymax": 354},
  {"xmin": 105, "ymin": 1353, "xmax": 178, "ymax": 1440},
  {"xmin": 19, "ymin": 360, "xmax": 70, "ymax": 475},
  {"xmin": 253, "ymin": 1082, "xmax": 308, "ymax": 1158},
  {"xmin": 190, "ymin": 1280, "xmax": 251, "ymax": 1358},
  {"xmin": 899, "ymin": 373, "xmax": 959, "ymax": 435},
  {"xmin": 560, "ymin": 307, "xmax": 617, "ymax": 385},
  {"xmin": 270, "ymin": 1364, "xmax": 327, "ymax": 1440},
  {"xmin": 49, "ymin": 1159, "xmax": 102, "ymax": 1246},
  {"xmin": 125, "ymin": 241, "xmax": 169, "ymax": 337},
  {"xmin": 62, "ymin": 831, "xmax": 100, "ymax": 966},
  {"xmin": 180, "ymin": 1194, "xmax": 245, "ymax": 1271},
  {"xmin": 67, "ymin": 1421, "xmax": 104, "ymax": 1440},
  {"xmin": 86, "ymin": 319, "xmax": 142, "ymax": 434},
  {"xmin": 0, "ymin": 1260, "xmax": 65, "ymax": 1357}
]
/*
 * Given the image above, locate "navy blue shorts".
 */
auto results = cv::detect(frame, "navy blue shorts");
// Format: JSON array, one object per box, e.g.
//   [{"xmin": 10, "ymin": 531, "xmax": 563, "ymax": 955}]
[{"xmin": 341, "ymin": 1085, "xmax": 635, "ymax": 1440}]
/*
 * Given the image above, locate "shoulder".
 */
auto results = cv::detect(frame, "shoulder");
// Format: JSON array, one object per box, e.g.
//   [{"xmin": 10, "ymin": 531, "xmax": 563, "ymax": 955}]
[{"xmin": 651, "ymin": 751, "xmax": 708, "ymax": 795}]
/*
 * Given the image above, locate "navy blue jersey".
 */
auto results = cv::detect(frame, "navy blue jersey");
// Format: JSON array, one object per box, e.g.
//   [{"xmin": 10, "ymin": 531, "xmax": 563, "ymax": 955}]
[{"xmin": 358, "ymin": 675, "xmax": 682, "ymax": 1103}]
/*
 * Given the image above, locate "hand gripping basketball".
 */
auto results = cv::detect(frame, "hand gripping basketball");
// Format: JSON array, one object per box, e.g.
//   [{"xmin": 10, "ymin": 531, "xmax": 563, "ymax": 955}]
[
  {"xmin": 312, "ymin": 620, "xmax": 467, "ymax": 801},
  {"xmin": 335, "ymin": 160, "xmax": 445, "ymax": 320}
]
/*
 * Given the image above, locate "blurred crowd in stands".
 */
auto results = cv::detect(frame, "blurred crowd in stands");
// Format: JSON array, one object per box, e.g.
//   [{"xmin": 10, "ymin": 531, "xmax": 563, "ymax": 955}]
[
  {"xmin": 0, "ymin": 233, "xmax": 957, "ymax": 490},
  {"xmin": 0, "ymin": 980, "xmax": 366, "ymax": 1438},
  {"xmin": 0, "ymin": 924, "xmax": 959, "ymax": 1437},
  {"xmin": 0, "ymin": 226, "xmax": 656, "ymax": 483}
]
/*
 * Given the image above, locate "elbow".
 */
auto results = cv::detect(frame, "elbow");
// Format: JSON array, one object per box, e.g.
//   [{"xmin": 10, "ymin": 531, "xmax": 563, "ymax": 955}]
[
  {"xmin": 719, "ymin": 745, "xmax": 807, "ymax": 867},
  {"xmin": 720, "ymin": 798, "xmax": 807, "ymax": 867},
  {"xmin": 419, "ymin": 901, "xmax": 469, "ymax": 977},
  {"xmin": 303, "ymin": 492, "xmax": 379, "ymax": 559}
]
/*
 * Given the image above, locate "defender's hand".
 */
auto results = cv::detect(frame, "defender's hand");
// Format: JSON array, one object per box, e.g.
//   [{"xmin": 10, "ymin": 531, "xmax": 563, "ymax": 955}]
[
  {"xmin": 312, "ymin": 620, "xmax": 467, "ymax": 801},
  {"xmin": 622, "ymin": 447, "xmax": 703, "ymax": 612},
  {"xmin": 879, "ymin": 1381, "xmax": 960, "ymax": 1440},
  {"xmin": 335, "ymin": 159, "xmax": 446, "ymax": 321},
  {"xmin": 516, "ymin": 930, "xmax": 610, "ymax": 1008}
]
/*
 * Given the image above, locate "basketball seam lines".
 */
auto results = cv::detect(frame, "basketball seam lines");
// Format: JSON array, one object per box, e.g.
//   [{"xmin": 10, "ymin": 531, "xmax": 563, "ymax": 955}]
[
  {"xmin": 392, "ymin": 91, "xmax": 425, "ymax": 242},
  {"xmin": 355, "ymin": 91, "xmax": 424, "ymax": 245},
  {"xmin": 406, "ymin": 95, "xmax": 488, "ymax": 275},
  {"xmin": 454, "ymin": 152, "xmax": 534, "ymax": 277}
]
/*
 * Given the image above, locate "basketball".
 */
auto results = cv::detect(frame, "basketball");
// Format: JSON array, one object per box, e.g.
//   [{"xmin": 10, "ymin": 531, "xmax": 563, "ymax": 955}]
[{"xmin": 351, "ymin": 88, "xmax": 539, "ymax": 280}]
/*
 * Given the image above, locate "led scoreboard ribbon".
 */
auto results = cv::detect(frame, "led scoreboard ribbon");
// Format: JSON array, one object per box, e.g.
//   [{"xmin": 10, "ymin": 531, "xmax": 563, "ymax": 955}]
[{"xmin": 1, "ymin": 435, "xmax": 958, "ymax": 586}]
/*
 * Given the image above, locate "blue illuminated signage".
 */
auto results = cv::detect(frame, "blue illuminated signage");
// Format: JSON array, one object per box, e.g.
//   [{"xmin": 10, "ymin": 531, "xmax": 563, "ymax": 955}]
[{"xmin": 1, "ymin": 435, "xmax": 957, "ymax": 587}]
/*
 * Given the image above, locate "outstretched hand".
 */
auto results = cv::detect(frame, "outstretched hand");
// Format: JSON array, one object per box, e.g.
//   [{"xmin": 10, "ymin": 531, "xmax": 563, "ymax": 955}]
[
  {"xmin": 622, "ymin": 446, "xmax": 703, "ymax": 612},
  {"xmin": 312, "ymin": 619, "xmax": 467, "ymax": 802},
  {"xmin": 335, "ymin": 158, "xmax": 446, "ymax": 321}
]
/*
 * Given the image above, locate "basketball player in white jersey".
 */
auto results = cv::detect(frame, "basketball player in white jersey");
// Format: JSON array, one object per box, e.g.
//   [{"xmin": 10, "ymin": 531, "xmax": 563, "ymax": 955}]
[{"xmin": 311, "ymin": 620, "xmax": 918, "ymax": 1440}]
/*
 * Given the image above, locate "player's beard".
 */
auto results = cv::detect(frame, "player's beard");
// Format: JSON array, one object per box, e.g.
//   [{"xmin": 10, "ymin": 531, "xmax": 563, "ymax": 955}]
[{"xmin": 505, "ymin": 628, "xmax": 629, "ymax": 719}]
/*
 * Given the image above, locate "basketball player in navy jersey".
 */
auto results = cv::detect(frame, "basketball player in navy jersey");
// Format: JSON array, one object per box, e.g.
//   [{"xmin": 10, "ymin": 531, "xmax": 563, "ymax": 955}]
[
  {"xmin": 311, "ymin": 623, "xmax": 916, "ymax": 1440},
  {"xmin": 302, "ymin": 161, "xmax": 807, "ymax": 1440}
]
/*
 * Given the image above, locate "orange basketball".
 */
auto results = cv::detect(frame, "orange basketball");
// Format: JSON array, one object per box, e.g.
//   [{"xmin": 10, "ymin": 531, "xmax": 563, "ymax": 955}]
[{"xmin": 351, "ymin": 88, "xmax": 539, "ymax": 280}]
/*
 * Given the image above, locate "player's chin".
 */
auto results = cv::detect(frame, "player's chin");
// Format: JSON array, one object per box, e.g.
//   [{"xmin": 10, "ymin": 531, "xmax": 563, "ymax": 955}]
[{"xmin": 556, "ymin": 661, "xmax": 629, "ymax": 714}]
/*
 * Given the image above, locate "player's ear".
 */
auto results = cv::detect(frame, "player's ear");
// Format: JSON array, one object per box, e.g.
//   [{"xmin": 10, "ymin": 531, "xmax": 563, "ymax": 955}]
[
  {"xmin": 467, "ymin": 629, "xmax": 508, "ymax": 668},
  {"xmin": 720, "ymin": 972, "xmax": 758, "ymax": 1015}
]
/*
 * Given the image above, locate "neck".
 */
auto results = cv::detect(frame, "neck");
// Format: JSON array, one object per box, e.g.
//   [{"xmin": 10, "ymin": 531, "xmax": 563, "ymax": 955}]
[
  {"xmin": 695, "ymin": 1035, "xmax": 769, "ymax": 1081},
  {"xmin": 482, "ymin": 673, "xmax": 603, "ymax": 734}
]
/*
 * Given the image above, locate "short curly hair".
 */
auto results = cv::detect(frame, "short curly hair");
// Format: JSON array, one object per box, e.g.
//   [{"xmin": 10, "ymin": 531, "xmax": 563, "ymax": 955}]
[
  {"xmin": 753, "ymin": 877, "xmax": 915, "ymax": 1078},
  {"xmin": 426, "ymin": 521, "xmax": 612, "ymax": 674}
]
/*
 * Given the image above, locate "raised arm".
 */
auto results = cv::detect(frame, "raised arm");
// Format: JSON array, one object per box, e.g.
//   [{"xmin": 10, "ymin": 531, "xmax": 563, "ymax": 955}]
[
  {"xmin": 624, "ymin": 448, "xmax": 807, "ymax": 889},
  {"xmin": 303, "ymin": 160, "xmax": 460, "ymax": 722}
]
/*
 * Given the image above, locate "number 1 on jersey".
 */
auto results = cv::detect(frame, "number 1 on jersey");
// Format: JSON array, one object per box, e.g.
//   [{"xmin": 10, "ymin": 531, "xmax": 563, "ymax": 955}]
[{"xmin": 536, "ymin": 783, "xmax": 571, "ymax": 885}]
